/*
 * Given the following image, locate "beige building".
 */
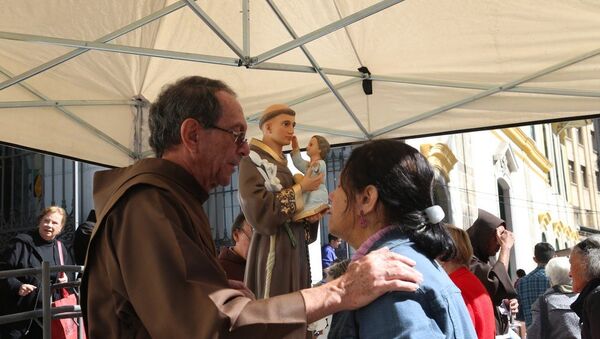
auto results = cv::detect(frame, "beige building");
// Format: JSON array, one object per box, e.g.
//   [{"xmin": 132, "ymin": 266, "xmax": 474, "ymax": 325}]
[{"xmin": 409, "ymin": 120, "xmax": 600, "ymax": 273}]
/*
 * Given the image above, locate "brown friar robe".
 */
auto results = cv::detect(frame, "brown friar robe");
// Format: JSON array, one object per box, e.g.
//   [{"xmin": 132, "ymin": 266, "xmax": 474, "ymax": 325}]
[
  {"xmin": 218, "ymin": 247, "xmax": 246, "ymax": 282},
  {"xmin": 467, "ymin": 209, "xmax": 518, "ymax": 335},
  {"xmin": 81, "ymin": 158, "xmax": 307, "ymax": 338},
  {"xmin": 239, "ymin": 139, "xmax": 318, "ymax": 299}
]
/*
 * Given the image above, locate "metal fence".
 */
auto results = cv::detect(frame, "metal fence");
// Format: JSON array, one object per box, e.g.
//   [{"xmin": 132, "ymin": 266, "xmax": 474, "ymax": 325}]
[{"xmin": 0, "ymin": 263, "xmax": 85, "ymax": 339}]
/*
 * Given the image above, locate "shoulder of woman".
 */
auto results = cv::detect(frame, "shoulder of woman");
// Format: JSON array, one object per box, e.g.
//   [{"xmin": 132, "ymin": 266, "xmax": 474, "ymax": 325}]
[{"xmin": 13, "ymin": 232, "xmax": 34, "ymax": 245}]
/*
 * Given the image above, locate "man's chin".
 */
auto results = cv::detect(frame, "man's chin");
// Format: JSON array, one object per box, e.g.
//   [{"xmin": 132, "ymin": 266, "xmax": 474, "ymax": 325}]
[{"xmin": 218, "ymin": 177, "xmax": 232, "ymax": 187}]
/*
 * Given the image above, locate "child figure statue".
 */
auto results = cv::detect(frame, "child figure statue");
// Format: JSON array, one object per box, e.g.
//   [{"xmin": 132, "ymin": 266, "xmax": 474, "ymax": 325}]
[{"xmin": 290, "ymin": 135, "xmax": 330, "ymax": 221}]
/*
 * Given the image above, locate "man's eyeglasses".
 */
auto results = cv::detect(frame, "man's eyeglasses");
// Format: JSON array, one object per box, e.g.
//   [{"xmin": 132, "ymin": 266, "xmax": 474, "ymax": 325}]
[{"xmin": 208, "ymin": 125, "xmax": 247, "ymax": 146}]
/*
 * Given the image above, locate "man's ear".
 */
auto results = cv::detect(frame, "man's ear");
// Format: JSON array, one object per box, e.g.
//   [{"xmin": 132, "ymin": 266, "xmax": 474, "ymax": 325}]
[
  {"xmin": 180, "ymin": 118, "xmax": 201, "ymax": 151},
  {"xmin": 360, "ymin": 185, "xmax": 379, "ymax": 215}
]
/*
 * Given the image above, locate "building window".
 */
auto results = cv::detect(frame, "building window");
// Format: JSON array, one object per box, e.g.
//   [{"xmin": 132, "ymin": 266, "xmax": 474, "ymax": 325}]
[
  {"xmin": 568, "ymin": 161, "xmax": 576, "ymax": 184},
  {"xmin": 555, "ymin": 238, "xmax": 560, "ymax": 250},
  {"xmin": 597, "ymin": 171, "xmax": 600, "ymax": 191},
  {"xmin": 592, "ymin": 130, "xmax": 598, "ymax": 153},
  {"xmin": 581, "ymin": 165, "xmax": 588, "ymax": 188},
  {"xmin": 578, "ymin": 127, "xmax": 585, "ymax": 145}
]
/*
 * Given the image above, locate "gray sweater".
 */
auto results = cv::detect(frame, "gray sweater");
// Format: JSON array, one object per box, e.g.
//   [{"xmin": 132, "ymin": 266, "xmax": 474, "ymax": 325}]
[{"xmin": 527, "ymin": 285, "xmax": 581, "ymax": 339}]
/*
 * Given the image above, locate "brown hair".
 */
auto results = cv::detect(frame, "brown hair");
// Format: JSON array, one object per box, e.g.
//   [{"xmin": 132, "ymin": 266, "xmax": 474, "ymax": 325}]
[
  {"xmin": 37, "ymin": 206, "xmax": 67, "ymax": 228},
  {"xmin": 312, "ymin": 135, "xmax": 330, "ymax": 160},
  {"xmin": 443, "ymin": 224, "xmax": 473, "ymax": 266}
]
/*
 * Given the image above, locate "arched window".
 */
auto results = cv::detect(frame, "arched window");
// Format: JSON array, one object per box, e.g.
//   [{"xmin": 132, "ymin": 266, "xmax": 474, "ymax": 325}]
[{"xmin": 432, "ymin": 170, "xmax": 452, "ymax": 224}]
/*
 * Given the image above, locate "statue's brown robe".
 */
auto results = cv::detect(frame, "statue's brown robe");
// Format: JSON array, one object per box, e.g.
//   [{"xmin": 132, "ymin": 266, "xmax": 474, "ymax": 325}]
[{"xmin": 240, "ymin": 139, "xmax": 318, "ymax": 300}]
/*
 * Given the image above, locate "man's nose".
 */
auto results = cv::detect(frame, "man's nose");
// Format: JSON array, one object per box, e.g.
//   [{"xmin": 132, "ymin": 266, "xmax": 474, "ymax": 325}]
[{"xmin": 239, "ymin": 142, "xmax": 250, "ymax": 156}]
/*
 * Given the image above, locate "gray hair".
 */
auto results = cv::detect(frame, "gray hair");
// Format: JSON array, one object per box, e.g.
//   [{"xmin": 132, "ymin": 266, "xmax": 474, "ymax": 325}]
[
  {"xmin": 572, "ymin": 235, "xmax": 600, "ymax": 281},
  {"xmin": 545, "ymin": 256, "xmax": 571, "ymax": 287},
  {"xmin": 148, "ymin": 76, "xmax": 236, "ymax": 158}
]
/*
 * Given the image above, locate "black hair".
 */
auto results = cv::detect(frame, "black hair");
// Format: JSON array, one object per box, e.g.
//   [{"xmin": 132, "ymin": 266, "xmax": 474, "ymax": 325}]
[
  {"xmin": 230, "ymin": 212, "xmax": 246, "ymax": 240},
  {"xmin": 341, "ymin": 140, "xmax": 455, "ymax": 260},
  {"xmin": 516, "ymin": 269, "xmax": 526, "ymax": 278},
  {"xmin": 534, "ymin": 242, "xmax": 555, "ymax": 263},
  {"xmin": 328, "ymin": 233, "xmax": 339, "ymax": 243}
]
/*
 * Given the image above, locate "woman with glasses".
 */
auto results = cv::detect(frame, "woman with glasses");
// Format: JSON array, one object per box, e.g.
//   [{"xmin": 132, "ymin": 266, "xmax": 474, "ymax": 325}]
[
  {"xmin": 0, "ymin": 206, "xmax": 75, "ymax": 338},
  {"xmin": 327, "ymin": 140, "xmax": 476, "ymax": 338},
  {"xmin": 569, "ymin": 235, "xmax": 600, "ymax": 339}
]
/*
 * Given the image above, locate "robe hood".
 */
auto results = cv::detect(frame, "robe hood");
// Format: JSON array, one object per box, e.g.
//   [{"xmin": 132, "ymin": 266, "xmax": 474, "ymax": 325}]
[
  {"xmin": 467, "ymin": 209, "xmax": 506, "ymax": 261},
  {"xmin": 93, "ymin": 158, "xmax": 207, "ymax": 221}
]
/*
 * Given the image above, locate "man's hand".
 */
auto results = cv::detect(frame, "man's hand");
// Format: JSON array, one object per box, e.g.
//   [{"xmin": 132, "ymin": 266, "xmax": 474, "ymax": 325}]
[
  {"xmin": 300, "ymin": 172, "xmax": 323, "ymax": 192},
  {"xmin": 496, "ymin": 226, "xmax": 514, "ymax": 251},
  {"xmin": 291, "ymin": 135, "xmax": 299, "ymax": 151},
  {"xmin": 18, "ymin": 283, "xmax": 37, "ymax": 297},
  {"xmin": 301, "ymin": 247, "xmax": 422, "ymax": 323},
  {"xmin": 337, "ymin": 247, "xmax": 422, "ymax": 310}
]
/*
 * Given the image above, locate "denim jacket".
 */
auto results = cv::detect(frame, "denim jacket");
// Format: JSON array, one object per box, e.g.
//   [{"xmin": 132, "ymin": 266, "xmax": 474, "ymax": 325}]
[{"xmin": 328, "ymin": 228, "xmax": 477, "ymax": 339}]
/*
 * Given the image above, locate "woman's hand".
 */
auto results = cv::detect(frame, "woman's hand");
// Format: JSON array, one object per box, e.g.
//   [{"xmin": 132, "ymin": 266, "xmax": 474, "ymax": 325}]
[
  {"xmin": 57, "ymin": 272, "xmax": 68, "ymax": 284},
  {"xmin": 18, "ymin": 283, "xmax": 37, "ymax": 297}
]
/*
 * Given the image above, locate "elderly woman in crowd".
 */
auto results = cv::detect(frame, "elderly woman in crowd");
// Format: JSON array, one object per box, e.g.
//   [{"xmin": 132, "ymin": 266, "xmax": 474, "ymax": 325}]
[
  {"xmin": 327, "ymin": 140, "xmax": 476, "ymax": 338},
  {"xmin": 0, "ymin": 206, "xmax": 75, "ymax": 339},
  {"xmin": 440, "ymin": 225, "xmax": 495, "ymax": 339},
  {"xmin": 527, "ymin": 256, "xmax": 581, "ymax": 339},
  {"xmin": 569, "ymin": 235, "xmax": 600, "ymax": 339}
]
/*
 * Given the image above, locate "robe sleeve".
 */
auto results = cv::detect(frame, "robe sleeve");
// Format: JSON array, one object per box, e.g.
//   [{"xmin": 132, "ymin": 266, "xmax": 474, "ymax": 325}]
[
  {"xmin": 101, "ymin": 187, "xmax": 307, "ymax": 338},
  {"xmin": 469, "ymin": 258, "xmax": 517, "ymax": 306},
  {"xmin": 239, "ymin": 156, "xmax": 304, "ymax": 235},
  {"xmin": 291, "ymin": 150, "xmax": 309, "ymax": 174}
]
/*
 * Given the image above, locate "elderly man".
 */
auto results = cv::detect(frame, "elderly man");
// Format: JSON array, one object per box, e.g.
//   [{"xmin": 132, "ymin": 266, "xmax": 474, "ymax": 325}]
[
  {"xmin": 570, "ymin": 235, "xmax": 600, "ymax": 339},
  {"xmin": 81, "ymin": 76, "xmax": 422, "ymax": 338}
]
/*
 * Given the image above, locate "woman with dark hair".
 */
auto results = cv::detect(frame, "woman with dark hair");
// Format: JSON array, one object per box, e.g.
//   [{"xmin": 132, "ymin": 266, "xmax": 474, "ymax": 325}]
[
  {"xmin": 327, "ymin": 140, "xmax": 476, "ymax": 338},
  {"xmin": 569, "ymin": 235, "xmax": 600, "ymax": 339}
]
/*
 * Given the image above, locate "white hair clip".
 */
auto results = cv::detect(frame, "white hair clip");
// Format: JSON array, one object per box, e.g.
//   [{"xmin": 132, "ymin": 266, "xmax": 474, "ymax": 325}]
[{"xmin": 424, "ymin": 205, "xmax": 445, "ymax": 224}]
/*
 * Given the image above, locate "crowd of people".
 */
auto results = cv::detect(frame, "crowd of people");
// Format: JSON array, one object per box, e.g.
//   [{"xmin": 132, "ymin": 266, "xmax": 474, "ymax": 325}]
[{"xmin": 0, "ymin": 75, "xmax": 599, "ymax": 339}]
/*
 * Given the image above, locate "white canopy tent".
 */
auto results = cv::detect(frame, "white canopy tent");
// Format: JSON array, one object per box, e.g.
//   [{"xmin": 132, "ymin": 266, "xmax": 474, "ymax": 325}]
[{"xmin": 1, "ymin": 0, "xmax": 599, "ymax": 167}]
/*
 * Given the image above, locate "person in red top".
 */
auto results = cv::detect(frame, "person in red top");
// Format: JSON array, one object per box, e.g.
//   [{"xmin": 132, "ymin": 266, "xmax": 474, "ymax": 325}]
[{"xmin": 440, "ymin": 224, "xmax": 495, "ymax": 339}]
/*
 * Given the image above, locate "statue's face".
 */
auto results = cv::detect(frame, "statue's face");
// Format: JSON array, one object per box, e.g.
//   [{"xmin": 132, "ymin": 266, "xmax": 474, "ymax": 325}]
[
  {"xmin": 265, "ymin": 114, "xmax": 296, "ymax": 147},
  {"xmin": 306, "ymin": 137, "xmax": 321, "ymax": 158}
]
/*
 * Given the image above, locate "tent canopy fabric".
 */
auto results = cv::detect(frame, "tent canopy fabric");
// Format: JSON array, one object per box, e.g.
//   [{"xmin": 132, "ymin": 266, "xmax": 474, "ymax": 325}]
[{"xmin": 1, "ymin": 0, "xmax": 599, "ymax": 167}]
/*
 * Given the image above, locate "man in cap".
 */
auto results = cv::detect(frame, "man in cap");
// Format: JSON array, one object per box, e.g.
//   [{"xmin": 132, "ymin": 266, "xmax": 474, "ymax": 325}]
[
  {"xmin": 81, "ymin": 76, "xmax": 422, "ymax": 338},
  {"xmin": 239, "ymin": 104, "xmax": 323, "ymax": 300}
]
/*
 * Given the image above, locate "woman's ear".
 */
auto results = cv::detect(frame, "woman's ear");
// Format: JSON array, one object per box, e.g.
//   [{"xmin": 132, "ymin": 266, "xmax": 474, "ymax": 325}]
[{"xmin": 360, "ymin": 185, "xmax": 379, "ymax": 214}]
